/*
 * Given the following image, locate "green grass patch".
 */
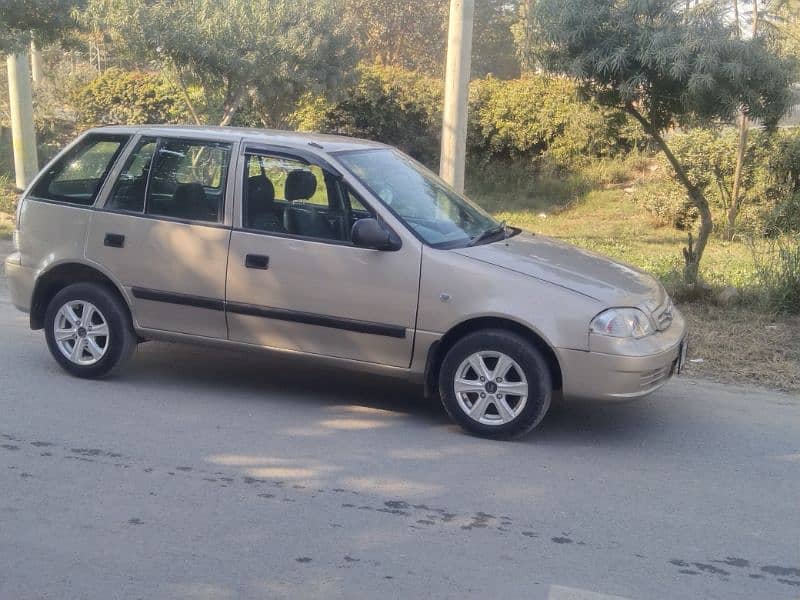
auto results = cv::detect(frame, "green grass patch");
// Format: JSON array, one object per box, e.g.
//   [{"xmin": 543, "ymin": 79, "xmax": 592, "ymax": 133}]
[{"xmin": 466, "ymin": 164, "xmax": 776, "ymax": 303}]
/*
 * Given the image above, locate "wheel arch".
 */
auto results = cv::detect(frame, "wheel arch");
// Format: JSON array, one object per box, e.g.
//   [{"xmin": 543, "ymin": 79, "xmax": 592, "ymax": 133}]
[
  {"xmin": 423, "ymin": 316, "xmax": 563, "ymax": 399},
  {"xmin": 30, "ymin": 262, "xmax": 131, "ymax": 330}
]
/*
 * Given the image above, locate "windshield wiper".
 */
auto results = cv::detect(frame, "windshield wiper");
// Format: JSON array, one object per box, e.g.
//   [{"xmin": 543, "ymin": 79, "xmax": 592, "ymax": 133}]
[{"xmin": 468, "ymin": 221, "xmax": 507, "ymax": 247}]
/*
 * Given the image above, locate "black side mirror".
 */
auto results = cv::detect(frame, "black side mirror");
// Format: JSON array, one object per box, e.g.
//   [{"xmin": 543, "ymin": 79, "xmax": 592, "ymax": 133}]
[{"xmin": 351, "ymin": 218, "xmax": 401, "ymax": 251}]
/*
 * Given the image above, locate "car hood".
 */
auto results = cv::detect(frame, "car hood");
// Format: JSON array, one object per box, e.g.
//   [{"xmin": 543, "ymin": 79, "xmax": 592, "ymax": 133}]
[{"xmin": 453, "ymin": 231, "xmax": 665, "ymax": 307}]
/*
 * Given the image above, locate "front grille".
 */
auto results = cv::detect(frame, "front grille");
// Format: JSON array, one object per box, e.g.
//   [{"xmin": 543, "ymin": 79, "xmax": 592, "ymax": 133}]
[{"xmin": 652, "ymin": 298, "xmax": 674, "ymax": 331}]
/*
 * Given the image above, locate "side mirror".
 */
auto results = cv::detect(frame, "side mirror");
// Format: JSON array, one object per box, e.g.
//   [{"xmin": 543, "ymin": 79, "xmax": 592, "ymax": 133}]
[{"xmin": 351, "ymin": 218, "xmax": 401, "ymax": 251}]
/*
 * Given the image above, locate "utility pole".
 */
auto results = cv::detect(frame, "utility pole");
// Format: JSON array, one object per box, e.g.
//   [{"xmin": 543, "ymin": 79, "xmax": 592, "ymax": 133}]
[
  {"xmin": 7, "ymin": 53, "xmax": 39, "ymax": 189},
  {"xmin": 439, "ymin": 0, "xmax": 474, "ymax": 194}
]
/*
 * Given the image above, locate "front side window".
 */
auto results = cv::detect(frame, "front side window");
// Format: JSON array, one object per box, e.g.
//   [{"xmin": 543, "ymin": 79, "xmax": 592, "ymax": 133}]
[
  {"xmin": 335, "ymin": 149, "xmax": 499, "ymax": 248},
  {"xmin": 243, "ymin": 153, "xmax": 371, "ymax": 242},
  {"xmin": 30, "ymin": 134, "xmax": 128, "ymax": 206}
]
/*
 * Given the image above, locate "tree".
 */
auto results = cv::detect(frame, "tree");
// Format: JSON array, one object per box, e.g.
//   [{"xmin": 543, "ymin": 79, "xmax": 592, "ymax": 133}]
[
  {"xmin": 523, "ymin": 0, "xmax": 792, "ymax": 284},
  {"xmin": 344, "ymin": 0, "xmax": 521, "ymax": 78},
  {"xmin": 0, "ymin": 0, "xmax": 82, "ymax": 53},
  {"xmin": 344, "ymin": 0, "xmax": 449, "ymax": 74},
  {"xmin": 84, "ymin": 0, "xmax": 358, "ymax": 127}
]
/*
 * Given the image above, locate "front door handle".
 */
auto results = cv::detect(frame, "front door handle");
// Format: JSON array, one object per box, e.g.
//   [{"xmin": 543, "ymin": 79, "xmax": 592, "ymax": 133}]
[
  {"xmin": 104, "ymin": 233, "xmax": 125, "ymax": 248},
  {"xmin": 245, "ymin": 254, "xmax": 269, "ymax": 270}
]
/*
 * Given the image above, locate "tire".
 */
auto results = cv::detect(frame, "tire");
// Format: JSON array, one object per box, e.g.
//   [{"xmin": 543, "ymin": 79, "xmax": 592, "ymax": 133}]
[
  {"xmin": 438, "ymin": 329, "xmax": 552, "ymax": 439},
  {"xmin": 44, "ymin": 282, "xmax": 137, "ymax": 379}
]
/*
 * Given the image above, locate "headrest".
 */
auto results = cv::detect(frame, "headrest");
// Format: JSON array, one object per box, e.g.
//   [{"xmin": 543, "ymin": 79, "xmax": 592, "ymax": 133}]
[
  {"xmin": 247, "ymin": 174, "xmax": 275, "ymax": 206},
  {"xmin": 285, "ymin": 169, "xmax": 317, "ymax": 201}
]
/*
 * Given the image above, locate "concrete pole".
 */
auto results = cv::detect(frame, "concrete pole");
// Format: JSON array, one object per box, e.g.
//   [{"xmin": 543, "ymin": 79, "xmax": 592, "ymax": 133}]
[
  {"xmin": 7, "ymin": 53, "xmax": 39, "ymax": 189},
  {"xmin": 439, "ymin": 0, "xmax": 474, "ymax": 193},
  {"xmin": 30, "ymin": 40, "xmax": 43, "ymax": 84}
]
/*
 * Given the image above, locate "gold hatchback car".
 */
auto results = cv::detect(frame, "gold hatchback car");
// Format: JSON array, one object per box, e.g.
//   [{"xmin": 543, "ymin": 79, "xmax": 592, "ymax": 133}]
[{"xmin": 5, "ymin": 126, "xmax": 686, "ymax": 438}]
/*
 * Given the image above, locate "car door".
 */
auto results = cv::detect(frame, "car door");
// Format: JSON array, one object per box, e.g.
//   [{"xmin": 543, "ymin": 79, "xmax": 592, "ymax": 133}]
[
  {"xmin": 86, "ymin": 135, "xmax": 236, "ymax": 339},
  {"xmin": 225, "ymin": 146, "xmax": 422, "ymax": 367}
]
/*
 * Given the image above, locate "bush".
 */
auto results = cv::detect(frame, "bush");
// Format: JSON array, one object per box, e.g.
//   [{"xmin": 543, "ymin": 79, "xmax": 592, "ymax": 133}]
[
  {"xmin": 751, "ymin": 235, "xmax": 800, "ymax": 314},
  {"xmin": 468, "ymin": 75, "xmax": 645, "ymax": 169},
  {"xmin": 762, "ymin": 129, "xmax": 800, "ymax": 234},
  {"xmin": 633, "ymin": 179, "xmax": 699, "ymax": 229},
  {"xmin": 293, "ymin": 64, "xmax": 442, "ymax": 166},
  {"xmin": 640, "ymin": 128, "xmax": 777, "ymax": 235},
  {"xmin": 72, "ymin": 68, "xmax": 189, "ymax": 129},
  {"xmin": 295, "ymin": 65, "xmax": 647, "ymax": 170}
]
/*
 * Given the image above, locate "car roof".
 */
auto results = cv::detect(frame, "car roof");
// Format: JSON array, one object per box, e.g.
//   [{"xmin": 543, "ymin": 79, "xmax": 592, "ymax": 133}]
[{"xmin": 89, "ymin": 124, "xmax": 388, "ymax": 154}]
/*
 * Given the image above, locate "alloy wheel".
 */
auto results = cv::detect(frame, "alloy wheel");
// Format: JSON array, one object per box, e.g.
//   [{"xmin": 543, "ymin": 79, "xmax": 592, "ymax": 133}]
[
  {"xmin": 54, "ymin": 300, "xmax": 110, "ymax": 366},
  {"xmin": 454, "ymin": 351, "xmax": 529, "ymax": 425}
]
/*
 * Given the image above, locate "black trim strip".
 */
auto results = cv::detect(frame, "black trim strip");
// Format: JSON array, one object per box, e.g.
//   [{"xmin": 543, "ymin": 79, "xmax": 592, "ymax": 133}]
[
  {"xmin": 227, "ymin": 302, "xmax": 407, "ymax": 339},
  {"xmin": 131, "ymin": 288, "xmax": 225, "ymax": 312},
  {"xmin": 130, "ymin": 287, "xmax": 407, "ymax": 339}
]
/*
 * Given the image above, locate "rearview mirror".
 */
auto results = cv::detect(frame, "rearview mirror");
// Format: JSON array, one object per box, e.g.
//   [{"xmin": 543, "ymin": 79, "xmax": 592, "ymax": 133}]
[{"xmin": 351, "ymin": 218, "xmax": 401, "ymax": 251}]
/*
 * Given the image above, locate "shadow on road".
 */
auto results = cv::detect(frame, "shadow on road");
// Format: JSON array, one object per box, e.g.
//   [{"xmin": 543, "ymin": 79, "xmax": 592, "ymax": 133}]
[{"xmin": 109, "ymin": 340, "xmax": 671, "ymax": 445}]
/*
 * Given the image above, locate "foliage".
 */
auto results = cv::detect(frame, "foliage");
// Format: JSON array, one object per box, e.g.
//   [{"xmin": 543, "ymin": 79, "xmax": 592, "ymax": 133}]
[
  {"xmin": 71, "ymin": 68, "xmax": 188, "ymax": 129},
  {"xmin": 84, "ymin": 0, "xmax": 358, "ymax": 126},
  {"xmin": 0, "ymin": 0, "xmax": 82, "ymax": 53},
  {"xmin": 296, "ymin": 65, "xmax": 646, "ymax": 169},
  {"xmin": 294, "ymin": 64, "xmax": 443, "ymax": 166},
  {"xmin": 524, "ymin": 0, "xmax": 794, "ymax": 284},
  {"xmin": 762, "ymin": 128, "xmax": 800, "ymax": 233},
  {"xmin": 751, "ymin": 235, "xmax": 800, "ymax": 314},
  {"xmin": 471, "ymin": 0, "xmax": 522, "ymax": 79},
  {"xmin": 468, "ymin": 75, "xmax": 645, "ymax": 169},
  {"xmin": 634, "ymin": 179, "xmax": 699, "ymax": 230},
  {"xmin": 343, "ymin": 0, "xmax": 521, "ymax": 78},
  {"xmin": 342, "ymin": 0, "xmax": 449, "ymax": 75}
]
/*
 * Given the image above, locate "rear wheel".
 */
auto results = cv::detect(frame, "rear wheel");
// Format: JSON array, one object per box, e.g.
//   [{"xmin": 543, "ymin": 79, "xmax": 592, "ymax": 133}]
[
  {"xmin": 44, "ymin": 282, "xmax": 137, "ymax": 378},
  {"xmin": 439, "ymin": 329, "xmax": 552, "ymax": 439}
]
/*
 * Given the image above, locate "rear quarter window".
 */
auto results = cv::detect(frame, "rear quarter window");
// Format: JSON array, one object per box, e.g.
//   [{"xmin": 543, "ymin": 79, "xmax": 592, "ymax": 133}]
[{"xmin": 30, "ymin": 134, "xmax": 129, "ymax": 206}]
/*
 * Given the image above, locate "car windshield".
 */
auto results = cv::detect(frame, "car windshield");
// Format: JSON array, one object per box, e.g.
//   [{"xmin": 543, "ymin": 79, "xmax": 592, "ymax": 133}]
[{"xmin": 335, "ymin": 148, "xmax": 500, "ymax": 248}]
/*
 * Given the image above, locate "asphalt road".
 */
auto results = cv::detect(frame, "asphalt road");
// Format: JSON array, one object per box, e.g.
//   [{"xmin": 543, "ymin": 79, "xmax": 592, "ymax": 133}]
[{"xmin": 1, "ymin": 240, "xmax": 799, "ymax": 600}]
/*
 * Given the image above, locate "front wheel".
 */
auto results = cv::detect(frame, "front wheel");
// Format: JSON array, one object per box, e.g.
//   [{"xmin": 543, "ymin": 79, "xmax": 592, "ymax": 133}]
[
  {"xmin": 439, "ymin": 329, "xmax": 552, "ymax": 439},
  {"xmin": 44, "ymin": 282, "xmax": 137, "ymax": 378}
]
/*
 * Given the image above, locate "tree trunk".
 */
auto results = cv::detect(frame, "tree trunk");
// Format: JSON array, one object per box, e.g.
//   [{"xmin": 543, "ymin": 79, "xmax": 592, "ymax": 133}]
[
  {"xmin": 219, "ymin": 85, "xmax": 244, "ymax": 127},
  {"xmin": 727, "ymin": 111, "xmax": 748, "ymax": 241},
  {"xmin": 725, "ymin": 0, "xmax": 754, "ymax": 242},
  {"xmin": 174, "ymin": 68, "xmax": 202, "ymax": 125},
  {"xmin": 625, "ymin": 106, "xmax": 713, "ymax": 286}
]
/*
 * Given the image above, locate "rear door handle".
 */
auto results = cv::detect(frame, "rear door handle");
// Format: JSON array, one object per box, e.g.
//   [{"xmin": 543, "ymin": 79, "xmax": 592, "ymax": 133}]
[
  {"xmin": 104, "ymin": 233, "xmax": 125, "ymax": 248},
  {"xmin": 245, "ymin": 254, "xmax": 269, "ymax": 270}
]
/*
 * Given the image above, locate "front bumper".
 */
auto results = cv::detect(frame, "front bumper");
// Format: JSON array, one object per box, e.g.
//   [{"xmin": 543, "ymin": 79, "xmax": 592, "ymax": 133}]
[
  {"xmin": 557, "ymin": 309, "xmax": 686, "ymax": 402},
  {"xmin": 4, "ymin": 252, "xmax": 34, "ymax": 313}
]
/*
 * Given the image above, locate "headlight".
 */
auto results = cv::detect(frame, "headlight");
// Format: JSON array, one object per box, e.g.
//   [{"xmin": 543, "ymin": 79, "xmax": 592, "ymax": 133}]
[{"xmin": 590, "ymin": 308, "xmax": 655, "ymax": 339}]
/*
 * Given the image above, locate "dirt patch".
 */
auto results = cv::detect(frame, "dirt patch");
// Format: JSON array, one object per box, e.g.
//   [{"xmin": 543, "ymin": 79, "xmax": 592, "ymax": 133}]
[{"xmin": 679, "ymin": 302, "xmax": 800, "ymax": 394}]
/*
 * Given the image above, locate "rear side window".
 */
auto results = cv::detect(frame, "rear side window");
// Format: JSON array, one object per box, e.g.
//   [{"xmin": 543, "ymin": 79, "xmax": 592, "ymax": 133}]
[
  {"xmin": 30, "ymin": 134, "xmax": 128, "ymax": 206},
  {"xmin": 105, "ymin": 137, "xmax": 231, "ymax": 223},
  {"xmin": 147, "ymin": 139, "xmax": 231, "ymax": 223}
]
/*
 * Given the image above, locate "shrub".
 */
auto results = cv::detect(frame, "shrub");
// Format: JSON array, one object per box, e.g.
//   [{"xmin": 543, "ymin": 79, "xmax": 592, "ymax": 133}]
[
  {"xmin": 645, "ymin": 128, "xmax": 777, "ymax": 235},
  {"xmin": 761, "ymin": 129, "xmax": 800, "ymax": 234},
  {"xmin": 294, "ymin": 65, "xmax": 647, "ymax": 170},
  {"xmin": 72, "ymin": 68, "xmax": 189, "ymax": 129},
  {"xmin": 751, "ymin": 235, "xmax": 800, "ymax": 314},
  {"xmin": 633, "ymin": 179, "xmax": 699, "ymax": 229},
  {"xmin": 293, "ymin": 63, "xmax": 442, "ymax": 166},
  {"xmin": 468, "ymin": 75, "xmax": 644, "ymax": 169}
]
